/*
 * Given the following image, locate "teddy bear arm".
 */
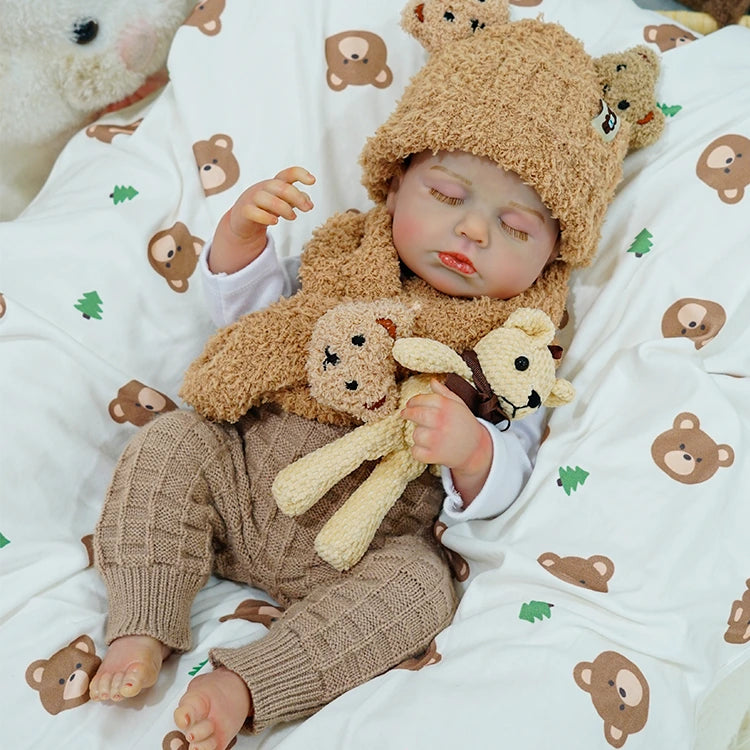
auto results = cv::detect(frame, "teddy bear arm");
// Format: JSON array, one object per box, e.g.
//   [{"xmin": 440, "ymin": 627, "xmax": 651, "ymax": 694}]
[
  {"xmin": 180, "ymin": 291, "xmax": 331, "ymax": 422},
  {"xmin": 272, "ymin": 413, "xmax": 404, "ymax": 516},
  {"xmin": 314, "ymin": 446, "xmax": 427, "ymax": 571}
]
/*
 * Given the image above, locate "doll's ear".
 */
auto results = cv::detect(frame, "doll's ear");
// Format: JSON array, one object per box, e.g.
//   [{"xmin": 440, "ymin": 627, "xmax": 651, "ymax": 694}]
[{"xmin": 385, "ymin": 168, "xmax": 404, "ymax": 216}]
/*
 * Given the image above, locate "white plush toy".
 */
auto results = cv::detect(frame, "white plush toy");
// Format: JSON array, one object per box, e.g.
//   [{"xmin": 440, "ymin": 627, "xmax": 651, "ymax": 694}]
[{"xmin": 0, "ymin": 0, "xmax": 196, "ymax": 221}]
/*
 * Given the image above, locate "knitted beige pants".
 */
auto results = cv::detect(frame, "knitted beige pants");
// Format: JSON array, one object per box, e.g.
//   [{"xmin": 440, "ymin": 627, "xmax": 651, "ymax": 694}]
[{"xmin": 94, "ymin": 405, "xmax": 457, "ymax": 732}]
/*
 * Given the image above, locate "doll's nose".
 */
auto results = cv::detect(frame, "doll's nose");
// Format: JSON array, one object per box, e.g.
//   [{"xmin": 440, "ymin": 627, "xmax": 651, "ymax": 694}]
[{"xmin": 455, "ymin": 212, "xmax": 489, "ymax": 248}]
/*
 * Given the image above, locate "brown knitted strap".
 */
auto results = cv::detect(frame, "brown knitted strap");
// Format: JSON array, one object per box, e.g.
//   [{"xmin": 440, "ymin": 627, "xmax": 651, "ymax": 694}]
[{"xmin": 443, "ymin": 350, "xmax": 510, "ymax": 429}]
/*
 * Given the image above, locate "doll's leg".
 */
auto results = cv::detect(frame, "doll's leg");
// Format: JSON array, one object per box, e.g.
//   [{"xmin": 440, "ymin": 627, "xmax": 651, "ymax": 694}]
[
  {"xmin": 90, "ymin": 409, "xmax": 248, "ymax": 702},
  {"xmin": 201, "ymin": 535, "xmax": 456, "ymax": 734}
]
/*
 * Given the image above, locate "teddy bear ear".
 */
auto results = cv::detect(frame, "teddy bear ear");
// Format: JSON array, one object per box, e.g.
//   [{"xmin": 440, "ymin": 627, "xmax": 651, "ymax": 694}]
[
  {"xmin": 392, "ymin": 337, "xmax": 471, "ymax": 379},
  {"xmin": 593, "ymin": 45, "xmax": 665, "ymax": 152},
  {"xmin": 375, "ymin": 300, "xmax": 417, "ymax": 338},
  {"xmin": 504, "ymin": 308, "xmax": 556, "ymax": 345},
  {"xmin": 544, "ymin": 377, "xmax": 575, "ymax": 408},
  {"xmin": 401, "ymin": 0, "xmax": 511, "ymax": 54}
]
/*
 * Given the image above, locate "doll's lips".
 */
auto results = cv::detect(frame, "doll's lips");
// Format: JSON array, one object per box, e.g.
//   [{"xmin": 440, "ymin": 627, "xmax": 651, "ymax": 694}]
[
  {"xmin": 366, "ymin": 395, "xmax": 387, "ymax": 411},
  {"xmin": 438, "ymin": 252, "xmax": 476, "ymax": 274}
]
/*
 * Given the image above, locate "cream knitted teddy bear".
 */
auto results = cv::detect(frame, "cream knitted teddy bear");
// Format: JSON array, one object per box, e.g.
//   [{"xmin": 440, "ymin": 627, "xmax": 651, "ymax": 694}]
[{"xmin": 272, "ymin": 304, "xmax": 575, "ymax": 571}]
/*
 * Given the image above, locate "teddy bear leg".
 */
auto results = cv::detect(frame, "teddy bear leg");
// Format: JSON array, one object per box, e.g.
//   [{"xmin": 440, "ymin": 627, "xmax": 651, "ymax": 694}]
[
  {"xmin": 314, "ymin": 449, "xmax": 427, "ymax": 571},
  {"xmin": 272, "ymin": 413, "xmax": 403, "ymax": 516}
]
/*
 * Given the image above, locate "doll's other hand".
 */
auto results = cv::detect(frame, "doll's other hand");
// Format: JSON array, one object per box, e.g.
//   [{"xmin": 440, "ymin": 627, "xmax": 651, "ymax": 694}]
[
  {"xmin": 401, "ymin": 379, "xmax": 493, "ymax": 506},
  {"xmin": 209, "ymin": 167, "xmax": 315, "ymax": 274}
]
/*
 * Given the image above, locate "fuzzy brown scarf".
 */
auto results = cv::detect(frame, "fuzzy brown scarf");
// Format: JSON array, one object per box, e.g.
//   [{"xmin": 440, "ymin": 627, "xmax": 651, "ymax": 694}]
[{"xmin": 180, "ymin": 204, "xmax": 570, "ymax": 425}]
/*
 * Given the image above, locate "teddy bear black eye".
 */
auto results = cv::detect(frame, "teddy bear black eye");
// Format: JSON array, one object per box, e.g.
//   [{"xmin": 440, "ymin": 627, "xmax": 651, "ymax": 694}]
[
  {"xmin": 72, "ymin": 18, "xmax": 99, "ymax": 45},
  {"xmin": 514, "ymin": 356, "xmax": 529, "ymax": 371},
  {"xmin": 346, "ymin": 380, "xmax": 358, "ymax": 391},
  {"xmin": 351, "ymin": 335, "xmax": 366, "ymax": 347},
  {"xmin": 443, "ymin": 11, "xmax": 455, "ymax": 22},
  {"xmin": 616, "ymin": 63, "xmax": 627, "ymax": 72}
]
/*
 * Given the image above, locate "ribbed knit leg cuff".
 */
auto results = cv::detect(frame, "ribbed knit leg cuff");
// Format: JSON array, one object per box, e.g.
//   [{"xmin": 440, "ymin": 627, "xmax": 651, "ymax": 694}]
[
  {"xmin": 102, "ymin": 565, "xmax": 206, "ymax": 652},
  {"xmin": 210, "ymin": 627, "xmax": 323, "ymax": 734}
]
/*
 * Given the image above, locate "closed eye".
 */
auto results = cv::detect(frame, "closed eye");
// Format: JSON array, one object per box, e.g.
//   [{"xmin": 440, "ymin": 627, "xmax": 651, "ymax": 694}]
[
  {"xmin": 501, "ymin": 220, "xmax": 528, "ymax": 241},
  {"xmin": 429, "ymin": 188, "xmax": 463, "ymax": 206}
]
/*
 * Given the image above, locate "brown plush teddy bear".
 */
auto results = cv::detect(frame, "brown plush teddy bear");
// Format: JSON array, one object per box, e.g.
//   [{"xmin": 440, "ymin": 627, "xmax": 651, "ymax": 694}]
[{"xmin": 677, "ymin": 0, "xmax": 749, "ymax": 28}]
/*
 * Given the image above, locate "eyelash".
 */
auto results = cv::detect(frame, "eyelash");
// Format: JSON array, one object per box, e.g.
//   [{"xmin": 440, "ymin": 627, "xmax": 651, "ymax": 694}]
[
  {"xmin": 429, "ymin": 188, "xmax": 529, "ymax": 241},
  {"xmin": 429, "ymin": 187, "xmax": 462, "ymax": 206},
  {"xmin": 502, "ymin": 222, "xmax": 528, "ymax": 242}
]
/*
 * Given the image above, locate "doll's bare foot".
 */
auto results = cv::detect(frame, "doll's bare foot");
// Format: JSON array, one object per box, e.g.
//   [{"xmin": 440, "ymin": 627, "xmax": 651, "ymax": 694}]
[
  {"xmin": 173, "ymin": 667, "xmax": 252, "ymax": 750},
  {"xmin": 89, "ymin": 635, "xmax": 171, "ymax": 702}
]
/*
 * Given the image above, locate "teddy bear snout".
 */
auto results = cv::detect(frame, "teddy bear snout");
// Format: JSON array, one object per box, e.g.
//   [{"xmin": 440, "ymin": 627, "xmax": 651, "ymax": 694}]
[{"xmin": 118, "ymin": 24, "xmax": 159, "ymax": 73}]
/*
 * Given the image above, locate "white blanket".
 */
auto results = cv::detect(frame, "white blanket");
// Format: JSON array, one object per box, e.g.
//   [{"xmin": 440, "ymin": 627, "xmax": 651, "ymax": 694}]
[{"xmin": 2, "ymin": 1, "xmax": 749, "ymax": 747}]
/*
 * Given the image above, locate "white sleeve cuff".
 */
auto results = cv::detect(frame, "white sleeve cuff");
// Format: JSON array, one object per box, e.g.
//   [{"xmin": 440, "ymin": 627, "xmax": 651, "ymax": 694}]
[
  {"xmin": 440, "ymin": 410, "xmax": 546, "ymax": 522},
  {"xmin": 199, "ymin": 235, "xmax": 300, "ymax": 328}
]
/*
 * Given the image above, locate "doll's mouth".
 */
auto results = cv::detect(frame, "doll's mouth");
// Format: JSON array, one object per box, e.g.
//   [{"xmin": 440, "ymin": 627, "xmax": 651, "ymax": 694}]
[
  {"xmin": 438, "ymin": 252, "xmax": 475, "ymax": 274},
  {"xmin": 366, "ymin": 395, "xmax": 387, "ymax": 411}
]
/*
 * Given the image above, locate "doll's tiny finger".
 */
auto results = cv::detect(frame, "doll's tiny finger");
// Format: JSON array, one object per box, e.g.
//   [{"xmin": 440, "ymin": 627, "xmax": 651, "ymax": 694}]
[
  {"xmin": 275, "ymin": 166, "xmax": 316, "ymax": 186},
  {"xmin": 242, "ymin": 204, "xmax": 279, "ymax": 226},
  {"xmin": 273, "ymin": 181, "xmax": 313, "ymax": 212},
  {"xmin": 252, "ymin": 192, "xmax": 297, "ymax": 221}
]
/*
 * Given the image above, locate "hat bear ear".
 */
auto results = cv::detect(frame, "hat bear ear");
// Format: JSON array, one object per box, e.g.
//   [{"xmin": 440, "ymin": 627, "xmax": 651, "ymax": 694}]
[
  {"xmin": 593, "ymin": 45, "xmax": 665, "ymax": 152},
  {"xmin": 401, "ymin": 0, "xmax": 511, "ymax": 53}
]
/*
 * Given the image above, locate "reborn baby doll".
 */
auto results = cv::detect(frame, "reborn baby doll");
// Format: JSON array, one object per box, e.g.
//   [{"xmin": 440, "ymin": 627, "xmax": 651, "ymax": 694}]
[{"xmin": 89, "ymin": 1, "xmax": 662, "ymax": 747}]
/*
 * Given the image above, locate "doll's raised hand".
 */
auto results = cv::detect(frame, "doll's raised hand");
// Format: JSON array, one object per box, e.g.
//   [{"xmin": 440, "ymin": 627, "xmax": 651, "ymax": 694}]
[{"xmin": 209, "ymin": 166, "xmax": 316, "ymax": 274}]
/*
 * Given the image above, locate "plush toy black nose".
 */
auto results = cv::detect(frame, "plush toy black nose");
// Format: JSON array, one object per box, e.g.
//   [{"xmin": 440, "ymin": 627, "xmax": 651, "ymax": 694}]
[
  {"xmin": 528, "ymin": 390, "xmax": 541, "ymax": 409},
  {"xmin": 72, "ymin": 18, "xmax": 99, "ymax": 44},
  {"xmin": 323, "ymin": 347, "xmax": 340, "ymax": 371},
  {"xmin": 618, "ymin": 100, "xmax": 631, "ymax": 111}
]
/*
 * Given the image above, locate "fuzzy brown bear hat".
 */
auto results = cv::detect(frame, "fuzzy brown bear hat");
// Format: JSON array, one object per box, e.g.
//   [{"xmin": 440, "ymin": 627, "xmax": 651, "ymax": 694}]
[
  {"xmin": 181, "ymin": 0, "xmax": 664, "ymax": 425},
  {"xmin": 360, "ymin": 0, "xmax": 631, "ymax": 268}
]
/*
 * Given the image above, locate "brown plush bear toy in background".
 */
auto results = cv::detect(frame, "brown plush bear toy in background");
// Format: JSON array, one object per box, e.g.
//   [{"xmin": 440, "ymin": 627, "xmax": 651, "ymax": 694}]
[{"xmin": 678, "ymin": 0, "xmax": 750, "ymax": 27}]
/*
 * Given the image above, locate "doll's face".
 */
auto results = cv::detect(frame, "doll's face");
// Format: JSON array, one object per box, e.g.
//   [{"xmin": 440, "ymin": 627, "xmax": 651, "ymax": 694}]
[{"xmin": 386, "ymin": 150, "xmax": 559, "ymax": 299}]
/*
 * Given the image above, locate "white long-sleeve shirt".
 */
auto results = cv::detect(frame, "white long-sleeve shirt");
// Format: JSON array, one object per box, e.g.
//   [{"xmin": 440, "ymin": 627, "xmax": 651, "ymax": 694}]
[{"xmin": 199, "ymin": 236, "xmax": 547, "ymax": 522}]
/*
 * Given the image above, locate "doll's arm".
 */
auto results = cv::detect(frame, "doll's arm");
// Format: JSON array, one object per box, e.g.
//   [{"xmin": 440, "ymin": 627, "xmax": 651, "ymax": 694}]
[{"xmin": 209, "ymin": 166, "xmax": 314, "ymax": 275}]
